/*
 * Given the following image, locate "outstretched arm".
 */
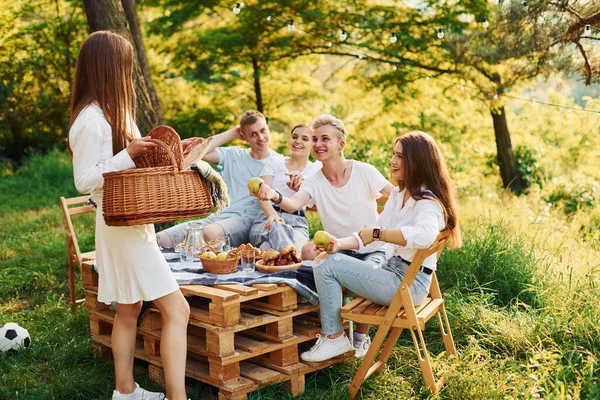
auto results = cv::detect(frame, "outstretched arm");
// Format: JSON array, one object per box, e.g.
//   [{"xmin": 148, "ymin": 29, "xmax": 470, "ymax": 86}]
[{"xmin": 252, "ymin": 182, "xmax": 311, "ymax": 213}]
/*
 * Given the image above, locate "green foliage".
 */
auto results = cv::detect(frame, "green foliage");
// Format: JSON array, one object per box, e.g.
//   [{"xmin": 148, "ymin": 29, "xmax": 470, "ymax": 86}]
[
  {"xmin": 438, "ymin": 219, "xmax": 544, "ymax": 308},
  {"xmin": 0, "ymin": 0, "xmax": 87, "ymax": 163},
  {"xmin": 545, "ymin": 180, "xmax": 598, "ymax": 216},
  {"xmin": 514, "ymin": 144, "xmax": 546, "ymax": 191}
]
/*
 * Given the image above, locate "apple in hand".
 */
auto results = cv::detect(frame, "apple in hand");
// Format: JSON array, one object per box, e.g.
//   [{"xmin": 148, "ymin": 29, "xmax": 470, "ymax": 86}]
[
  {"xmin": 313, "ymin": 231, "xmax": 331, "ymax": 249},
  {"xmin": 248, "ymin": 177, "xmax": 264, "ymax": 194}
]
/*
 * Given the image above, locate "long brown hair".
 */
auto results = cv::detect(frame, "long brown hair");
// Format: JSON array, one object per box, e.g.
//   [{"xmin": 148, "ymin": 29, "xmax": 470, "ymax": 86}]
[
  {"xmin": 69, "ymin": 31, "xmax": 136, "ymax": 155},
  {"xmin": 397, "ymin": 131, "xmax": 462, "ymax": 249}
]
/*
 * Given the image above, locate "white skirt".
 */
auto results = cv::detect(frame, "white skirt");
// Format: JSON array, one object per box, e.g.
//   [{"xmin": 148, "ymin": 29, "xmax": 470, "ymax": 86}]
[{"xmin": 94, "ymin": 194, "xmax": 179, "ymax": 304}]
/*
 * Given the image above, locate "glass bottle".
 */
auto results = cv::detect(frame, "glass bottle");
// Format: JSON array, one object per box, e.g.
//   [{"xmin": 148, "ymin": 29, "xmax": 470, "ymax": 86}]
[{"xmin": 183, "ymin": 222, "xmax": 205, "ymax": 264}]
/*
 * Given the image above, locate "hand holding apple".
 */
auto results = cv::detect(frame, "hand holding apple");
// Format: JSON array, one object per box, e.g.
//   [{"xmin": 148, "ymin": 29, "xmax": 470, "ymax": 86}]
[
  {"xmin": 313, "ymin": 231, "xmax": 331, "ymax": 249},
  {"xmin": 247, "ymin": 177, "xmax": 264, "ymax": 195},
  {"xmin": 325, "ymin": 235, "xmax": 342, "ymax": 254},
  {"xmin": 257, "ymin": 182, "xmax": 276, "ymax": 201}
]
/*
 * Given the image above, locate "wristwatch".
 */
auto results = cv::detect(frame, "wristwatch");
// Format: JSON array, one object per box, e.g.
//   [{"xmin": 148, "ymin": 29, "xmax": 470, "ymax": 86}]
[
  {"xmin": 272, "ymin": 190, "xmax": 283, "ymax": 205},
  {"xmin": 372, "ymin": 227, "xmax": 381, "ymax": 239}
]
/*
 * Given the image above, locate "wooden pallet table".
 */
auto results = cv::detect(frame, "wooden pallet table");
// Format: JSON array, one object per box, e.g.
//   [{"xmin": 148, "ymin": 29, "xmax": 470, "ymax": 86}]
[{"xmin": 82, "ymin": 261, "xmax": 353, "ymax": 399}]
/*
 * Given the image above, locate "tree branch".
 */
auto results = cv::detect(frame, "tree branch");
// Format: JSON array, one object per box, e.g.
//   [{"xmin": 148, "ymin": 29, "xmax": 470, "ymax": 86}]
[
  {"xmin": 302, "ymin": 50, "xmax": 454, "ymax": 74},
  {"xmin": 574, "ymin": 39, "xmax": 592, "ymax": 85},
  {"xmin": 565, "ymin": 9, "xmax": 600, "ymax": 38}
]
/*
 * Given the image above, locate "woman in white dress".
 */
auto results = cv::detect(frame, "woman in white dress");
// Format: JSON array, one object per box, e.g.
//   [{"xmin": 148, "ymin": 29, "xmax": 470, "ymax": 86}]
[
  {"xmin": 248, "ymin": 123, "xmax": 322, "ymax": 251},
  {"xmin": 68, "ymin": 31, "xmax": 189, "ymax": 400}
]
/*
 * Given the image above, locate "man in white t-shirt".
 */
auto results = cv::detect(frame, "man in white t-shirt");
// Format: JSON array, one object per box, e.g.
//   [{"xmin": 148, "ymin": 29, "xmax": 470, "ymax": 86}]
[
  {"xmin": 157, "ymin": 110, "xmax": 281, "ymax": 248},
  {"xmin": 253, "ymin": 114, "xmax": 394, "ymax": 258}
]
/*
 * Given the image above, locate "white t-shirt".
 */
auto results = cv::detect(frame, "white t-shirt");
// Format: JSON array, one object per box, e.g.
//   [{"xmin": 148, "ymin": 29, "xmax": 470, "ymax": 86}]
[
  {"xmin": 300, "ymin": 160, "xmax": 390, "ymax": 238},
  {"xmin": 260, "ymin": 157, "xmax": 322, "ymax": 199}
]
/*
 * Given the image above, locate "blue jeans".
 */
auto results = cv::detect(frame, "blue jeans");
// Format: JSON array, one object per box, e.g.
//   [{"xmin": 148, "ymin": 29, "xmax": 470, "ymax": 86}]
[
  {"xmin": 248, "ymin": 210, "xmax": 309, "ymax": 252},
  {"xmin": 313, "ymin": 253, "xmax": 432, "ymax": 334}
]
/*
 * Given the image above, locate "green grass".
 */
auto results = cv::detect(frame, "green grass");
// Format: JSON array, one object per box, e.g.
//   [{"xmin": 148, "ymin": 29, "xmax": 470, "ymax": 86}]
[{"xmin": 1, "ymin": 149, "xmax": 599, "ymax": 399}]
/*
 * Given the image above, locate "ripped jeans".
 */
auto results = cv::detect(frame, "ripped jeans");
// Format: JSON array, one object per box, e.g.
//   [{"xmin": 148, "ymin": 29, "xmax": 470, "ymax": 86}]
[{"xmin": 313, "ymin": 251, "xmax": 432, "ymax": 334}]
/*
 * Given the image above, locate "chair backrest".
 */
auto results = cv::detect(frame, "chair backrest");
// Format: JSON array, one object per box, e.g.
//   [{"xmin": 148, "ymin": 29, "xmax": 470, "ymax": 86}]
[
  {"xmin": 399, "ymin": 230, "xmax": 450, "ymax": 292},
  {"xmin": 60, "ymin": 195, "xmax": 96, "ymax": 264}
]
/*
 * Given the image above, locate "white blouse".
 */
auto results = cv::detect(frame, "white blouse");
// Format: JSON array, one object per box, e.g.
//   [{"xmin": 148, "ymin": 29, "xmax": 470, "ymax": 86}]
[
  {"xmin": 353, "ymin": 186, "xmax": 446, "ymax": 269},
  {"xmin": 69, "ymin": 104, "xmax": 137, "ymax": 198}
]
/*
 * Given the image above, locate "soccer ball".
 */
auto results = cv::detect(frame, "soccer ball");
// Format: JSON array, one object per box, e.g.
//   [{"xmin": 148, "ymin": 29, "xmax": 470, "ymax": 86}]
[{"xmin": 0, "ymin": 323, "xmax": 31, "ymax": 352}]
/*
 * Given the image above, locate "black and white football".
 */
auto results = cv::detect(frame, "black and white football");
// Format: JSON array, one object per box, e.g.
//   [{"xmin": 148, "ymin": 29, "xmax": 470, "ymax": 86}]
[{"xmin": 0, "ymin": 323, "xmax": 31, "ymax": 352}]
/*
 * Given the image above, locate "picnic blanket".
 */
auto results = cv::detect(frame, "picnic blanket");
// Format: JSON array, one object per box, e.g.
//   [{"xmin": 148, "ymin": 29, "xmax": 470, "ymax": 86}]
[{"xmin": 163, "ymin": 251, "xmax": 319, "ymax": 305}]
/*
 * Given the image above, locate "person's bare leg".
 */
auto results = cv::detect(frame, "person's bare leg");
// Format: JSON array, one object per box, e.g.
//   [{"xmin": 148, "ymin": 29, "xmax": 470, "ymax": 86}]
[
  {"xmin": 113, "ymin": 301, "xmax": 142, "ymax": 394},
  {"xmin": 301, "ymin": 242, "xmax": 321, "ymax": 260},
  {"xmin": 152, "ymin": 290, "xmax": 190, "ymax": 400},
  {"xmin": 156, "ymin": 231, "xmax": 173, "ymax": 248},
  {"xmin": 203, "ymin": 223, "xmax": 225, "ymax": 242}
]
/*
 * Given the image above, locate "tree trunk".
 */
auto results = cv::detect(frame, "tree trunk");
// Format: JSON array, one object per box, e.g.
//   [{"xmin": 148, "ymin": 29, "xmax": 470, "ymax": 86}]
[
  {"xmin": 251, "ymin": 55, "xmax": 264, "ymax": 113},
  {"xmin": 81, "ymin": 0, "xmax": 161, "ymax": 135},
  {"xmin": 490, "ymin": 106, "xmax": 525, "ymax": 192},
  {"xmin": 122, "ymin": 0, "xmax": 164, "ymax": 125}
]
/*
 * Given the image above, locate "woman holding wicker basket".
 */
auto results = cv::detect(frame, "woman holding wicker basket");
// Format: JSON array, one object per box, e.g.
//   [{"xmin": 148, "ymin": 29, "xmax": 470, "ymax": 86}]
[{"xmin": 68, "ymin": 31, "xmax": 189, "ymax": 400}]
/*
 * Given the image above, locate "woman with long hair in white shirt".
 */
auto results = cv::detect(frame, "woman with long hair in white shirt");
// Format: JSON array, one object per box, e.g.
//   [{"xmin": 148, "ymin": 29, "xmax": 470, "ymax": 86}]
[
  {"xmin": 248, "ymin": 123, "xmax": 322, "ymax": 251},
  {"xmin": 68, "ymin": 31, "xmax": 189, "ymax": 400},
  {"xmin": 299, "ymin": 130, "xmax": 462, "ymax": 363}
]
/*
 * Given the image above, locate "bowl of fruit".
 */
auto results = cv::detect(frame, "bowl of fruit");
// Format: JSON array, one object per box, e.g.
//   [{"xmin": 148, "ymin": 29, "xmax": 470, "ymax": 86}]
[{"xmin": 198, "ymin": 247, "xmax": 239, "ymax": 274}]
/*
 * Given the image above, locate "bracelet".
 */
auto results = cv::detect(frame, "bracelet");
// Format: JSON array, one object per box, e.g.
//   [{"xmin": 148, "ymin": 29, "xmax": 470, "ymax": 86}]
[{"xmin": 272, "ymin": 190, "xmax": 283, "ymax": 205}]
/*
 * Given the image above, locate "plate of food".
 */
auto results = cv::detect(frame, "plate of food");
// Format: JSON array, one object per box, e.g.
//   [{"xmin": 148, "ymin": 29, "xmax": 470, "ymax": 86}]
[
  {"xmin": 255, "ymin": 245, "xmax": 303, "ymax": 273},
  {"xmin": 235, "ymin": 243, "xmax": 263, "ymax": 261}
]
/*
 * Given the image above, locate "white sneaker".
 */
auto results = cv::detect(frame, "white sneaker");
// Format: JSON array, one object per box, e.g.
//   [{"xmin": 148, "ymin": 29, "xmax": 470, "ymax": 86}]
[
  {"xmin": 300, "ymin": 334, "xmax": 353, "ymax": 363},
  {"xmin": 353, "ymin": 335, "xmax": 371, "ymax": 358},
  {"xmin": 112, "ymin": 382, "xmax": 165, "ymax": 400}
]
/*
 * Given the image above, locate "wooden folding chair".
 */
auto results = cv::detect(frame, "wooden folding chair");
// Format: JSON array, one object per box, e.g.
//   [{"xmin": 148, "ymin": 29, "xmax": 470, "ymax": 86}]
[
  {"xmin": 60, "ymin": 195, "xmax": 97, "ymax": 311},
  {"xmin": 340, "ymin": 231, "xmax": 456, "ymax": 398}
]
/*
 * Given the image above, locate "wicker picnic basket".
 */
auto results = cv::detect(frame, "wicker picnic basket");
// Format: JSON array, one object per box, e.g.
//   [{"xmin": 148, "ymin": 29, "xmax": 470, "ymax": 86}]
[
  {"xmin": 200, "ymin": 249, "xmax": 239, "ymax": 274},
  {"xmin": 102, "ymin": 126, "xmax": 212, "ymax": 226}
]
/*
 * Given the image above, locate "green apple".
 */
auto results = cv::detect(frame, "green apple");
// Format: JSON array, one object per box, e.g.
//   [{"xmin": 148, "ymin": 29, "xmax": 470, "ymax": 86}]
[
  {"xmin": 215, "ymin": 251, "xmax": 228, "ymax": 260},
  {"xmin": 247, "ymin": 177, "xmax": 264, "ymax": 194},
  {"xmin": 313, "ymin": 231, "xmax": 331, "ymax": 249}
]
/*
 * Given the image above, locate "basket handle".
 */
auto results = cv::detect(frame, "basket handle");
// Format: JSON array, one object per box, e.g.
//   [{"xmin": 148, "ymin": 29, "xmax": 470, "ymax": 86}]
[{"xmin": 150, "ymin": 139, "xmax": 182, "ymax": 171}]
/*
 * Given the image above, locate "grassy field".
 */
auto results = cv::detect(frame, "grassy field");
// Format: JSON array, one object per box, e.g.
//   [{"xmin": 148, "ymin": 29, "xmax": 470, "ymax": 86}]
[{"xmin": 1, "ymin": 149, "xmax": 599, "ymax": 399}]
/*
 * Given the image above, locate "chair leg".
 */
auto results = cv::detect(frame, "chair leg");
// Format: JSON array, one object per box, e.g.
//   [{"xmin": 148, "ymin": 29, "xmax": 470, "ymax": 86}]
[
  {"xmin": 371, "ymin": 328, "xmax": 403, "ymax": 375},
  {"xmin": 67, "ymin": 239, "xmax": 76, "ymax": 312},
  {"xmin": 437, "ymin": 305, "xmax": 457, "ymax": 356},
  {"xmin": 348, "ymin": 323, "xmax": 392, "ymax": 399},
  {"xmin": 410, "ymin": 326, "xmax": 442, "ymax": 393}
]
